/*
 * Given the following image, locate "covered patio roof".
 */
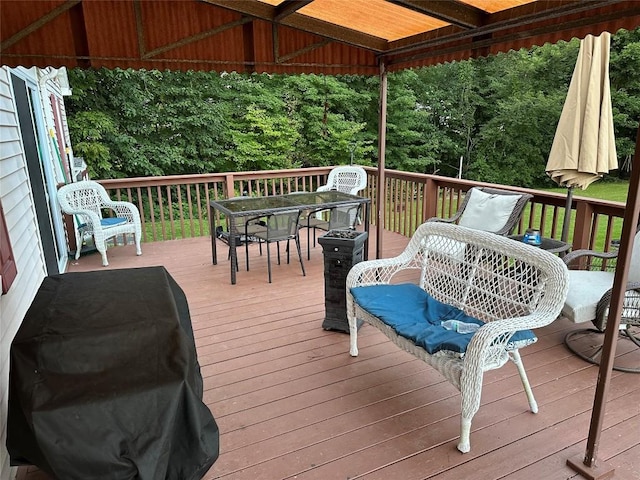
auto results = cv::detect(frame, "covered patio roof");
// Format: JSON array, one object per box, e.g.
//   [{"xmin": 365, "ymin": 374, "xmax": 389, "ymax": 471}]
[
  {"xmin": 2, "ymin": 1, "xmax": 640, "ymax": 74},
  {"xmin": 2, "ymin": 2, "xmax": 640, "ymax": 480}
]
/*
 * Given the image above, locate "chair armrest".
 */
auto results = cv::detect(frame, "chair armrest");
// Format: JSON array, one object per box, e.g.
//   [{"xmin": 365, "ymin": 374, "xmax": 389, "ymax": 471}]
[
  {"xmin": 563, "ymin": 248, "xmax": 618, "ymax": 271},
  {"xmin": 463, "ymin": 312, "xmax": 552, "ymax": 372},
  {"xmin": 426, "ymin": 212, "xmax": 463, "ymax": 225},
  {"xmin": 106, "ymin": 201, "xmax": 141, "ymax": 223},
  {"xmin": 61, "ymin": 207, "xmax": 102, "ymax": 230},
  {"xmin": 346, "ymin": 250, "xmax": 414, "ymax": 289}
]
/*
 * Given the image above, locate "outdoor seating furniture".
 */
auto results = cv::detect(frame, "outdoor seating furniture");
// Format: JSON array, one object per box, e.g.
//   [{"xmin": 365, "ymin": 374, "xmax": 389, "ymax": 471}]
[
  {"xmin": 301, "ymin": 203, "xmax": 362, "ymax": 259},
  {"xmin": 562, "ymin": 227, "xmax": 640, "ymax": 373},
  {"xmin": 302, "ymin": 165, "xmax": 367, "ymax": 258},
  {"xmin": 346, "ymin": 222, "xmax": 569, "ymax": 453},
  {"xmin": 216, "ymin": 219, "xmax": 266, "ymax": 272},
  {"xmin": 428, "ymin": 187, "xmax": 533, "ymax": 236},
  {"xmin": 209, "ymin": 191, "xmax": 370, "ymax": 285},
  {"xmin": 56, "ymin": 180, "xmax": 142, "ymax": 266},
  {"xmin": 244, "ymin": 209, "xmax": 306, "ymax": 283},
  {"xmin": 216, "ymin": 197, "xmax": 267, "ymax": 271}
]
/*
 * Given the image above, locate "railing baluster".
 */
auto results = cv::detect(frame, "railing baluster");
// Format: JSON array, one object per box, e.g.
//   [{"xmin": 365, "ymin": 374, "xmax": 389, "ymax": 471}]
[{"xmin": 94, "ymin": 168, "xmax": 625, "ymax": 248}]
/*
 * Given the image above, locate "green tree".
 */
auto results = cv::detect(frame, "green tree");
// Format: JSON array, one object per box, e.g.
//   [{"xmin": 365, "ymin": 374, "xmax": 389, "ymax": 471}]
[
  {"xmin": 67, "ymin": 68, "xmax": 231, "ymax": 177},
  {"xmin": 610, "ymin": 28, "xmax": 640, "ymax": 176},
  {"xmin": 64, "ymin": 28, "xmax": 640, "ymax": 186},
  {"xmin": 274, "ymin": 74, "xmax": 375, "ymax": 167}
]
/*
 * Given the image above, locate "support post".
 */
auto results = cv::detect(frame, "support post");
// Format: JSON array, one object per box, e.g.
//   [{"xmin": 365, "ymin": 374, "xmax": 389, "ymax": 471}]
[
  {"xmin": 567, "ymin": 124, "xmax": 640, "ymax": 479},
  {"xmin": 375, "ymin": 61, "xmax": 387, "ymax": 260}
]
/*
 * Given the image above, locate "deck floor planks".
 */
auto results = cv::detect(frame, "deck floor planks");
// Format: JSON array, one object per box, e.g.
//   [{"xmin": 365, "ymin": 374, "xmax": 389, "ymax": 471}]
[{"xmin": 15, "ymin": 229, "xmax": 640, "ymax": 480}]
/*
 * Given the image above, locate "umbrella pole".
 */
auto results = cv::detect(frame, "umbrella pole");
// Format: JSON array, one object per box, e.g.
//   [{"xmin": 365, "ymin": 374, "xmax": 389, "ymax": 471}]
[{"xmin": 561, "ymin": 186, "xmax": 574, "ymax": 243}]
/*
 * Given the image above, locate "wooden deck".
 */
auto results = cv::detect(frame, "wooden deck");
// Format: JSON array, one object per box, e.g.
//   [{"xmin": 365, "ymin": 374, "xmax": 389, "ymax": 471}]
[{"xmin": 16, "ymin": 229, "xmax": 640, "ymax": 480}]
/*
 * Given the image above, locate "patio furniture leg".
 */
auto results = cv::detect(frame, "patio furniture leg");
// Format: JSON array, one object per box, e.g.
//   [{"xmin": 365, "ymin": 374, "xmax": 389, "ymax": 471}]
[
  {"xmin": 266, "ymin": 241, "xmax": 273, "ymax": 283},
  {"xmin": 509, "ymin": 350, "xmax": 538, "ymax": 413},
  {"xmin": 245, "ymin": 237, "xmax": 250, "ymax": 272},
  {"xmin": 459, "ymin": 366, "xmax": 483, "ymax": 454},
  {"xmin": 459, "ymin": 418, "xmax": 472, "ymax": 454},
  {"xmin": 97, "ymin": 241, "xmax": 109, "ymax": 267},
  {"xmin": 295, "ymin": 237, "xmax": 306, "ymax": 277}
]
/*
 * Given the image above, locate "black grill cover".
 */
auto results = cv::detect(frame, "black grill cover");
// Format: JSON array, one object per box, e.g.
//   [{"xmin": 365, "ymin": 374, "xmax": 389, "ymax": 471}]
[{"xmin": 7, "ymin": 266, "xmax": 219, "ymax": 479}]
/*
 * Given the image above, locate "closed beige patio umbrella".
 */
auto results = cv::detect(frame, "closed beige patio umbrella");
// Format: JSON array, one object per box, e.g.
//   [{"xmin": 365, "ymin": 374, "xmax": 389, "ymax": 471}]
[{"xmin": 546, "ymin": 32, "xmax": 618, "ymax": 242}]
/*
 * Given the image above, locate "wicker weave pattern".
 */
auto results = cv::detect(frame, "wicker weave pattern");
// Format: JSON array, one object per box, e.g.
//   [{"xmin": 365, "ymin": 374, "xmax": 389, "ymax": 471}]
[
  {"xmin": 346, "ymin": 222, "xmax": 569, "ymax": 453},
  {"xmin": 316, "ymin": 165, "xmax": 367, "ymax": 195},
  {"xmin": 57, "ymin": 181, "xmax": 142, "ymax": 266}
]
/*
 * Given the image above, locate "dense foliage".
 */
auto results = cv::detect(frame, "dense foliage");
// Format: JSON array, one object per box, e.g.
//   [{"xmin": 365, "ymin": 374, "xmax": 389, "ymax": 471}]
[{"xmin": 66, "ymin": 29, "xmax": 640, "ymax": 188}]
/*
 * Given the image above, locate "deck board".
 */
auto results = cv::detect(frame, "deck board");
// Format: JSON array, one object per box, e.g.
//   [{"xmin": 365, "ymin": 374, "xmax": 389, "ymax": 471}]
[{"xmin": 15, "ymin": 229, "xmax": 640, "ymax": 480}]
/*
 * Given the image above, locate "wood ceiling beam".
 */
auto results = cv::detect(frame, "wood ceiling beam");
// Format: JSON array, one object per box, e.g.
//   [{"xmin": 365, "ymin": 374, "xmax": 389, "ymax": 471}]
[
  {"xmin": 274, "ymin": 0, "xmax": 313, "ymax": 22},
  {"xmin": 133, "ymin": 0, "xmax": 147, "ymax": 57},
  {"xmin": 201, "ymin": 0, "xmax": 388, "ymax": 52},
  {"xmin": 387, "ymin": 0, "xmax": 485, "ymax": 29},
  {"xmin": 385, "ymin": 0, "xmax": 618, "ymax": 56},
  {"xmin": 387, "ymin": 1, "xmax": 640, "ymax": 67},
  {"xmin": 68, "ymin": 1, "xmax": 91, "ymax": 67},
  {"xmin": 1, "ymin": 0, "xmax": 81, "ymax": 51},
  {"xmin": 144, "ymin": 17, "xmax": 253, "ymax": 59}
]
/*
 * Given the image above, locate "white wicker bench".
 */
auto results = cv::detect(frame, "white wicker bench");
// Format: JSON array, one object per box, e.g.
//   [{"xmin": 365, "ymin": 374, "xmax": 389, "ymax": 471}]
[{"xmin": 346, "ymin": 222, "xmax": 569, "ymax": 453}]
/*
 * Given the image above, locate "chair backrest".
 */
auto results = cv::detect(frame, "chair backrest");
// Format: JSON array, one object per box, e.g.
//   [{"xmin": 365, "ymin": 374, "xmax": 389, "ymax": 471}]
[
  {"xmin": 57, "ymin": 180, "xmax": 111, "ymax": 218},
  {"xmin": 328, "ymin": 203, "xmax": 361, "ymax": 229},
  {"xmin": 265, "ymin": 210, "xmax": 301, "ymax": 240},
  {"xmin": 320, "ymin": 166, "xmax": 367, "ymax": 195},
  {"xmin": 456, "ymin": 187, "xmax": 533, "ymax": 236}
]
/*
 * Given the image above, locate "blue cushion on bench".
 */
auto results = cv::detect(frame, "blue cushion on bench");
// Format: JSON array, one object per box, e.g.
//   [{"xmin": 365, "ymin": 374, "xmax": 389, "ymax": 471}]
[
  {"xmin": 350, "ymin": 283, "xmax": 536, "ymax": 355},
  {"xmin": 101, "ymin": 217, "xmax": 128, "ymax": 227}
]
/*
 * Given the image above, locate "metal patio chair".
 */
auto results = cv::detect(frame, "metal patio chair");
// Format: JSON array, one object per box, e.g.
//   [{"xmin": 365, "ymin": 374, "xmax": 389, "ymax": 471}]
[
  {"xmin": 245, "ymin": 209, "xmax": 305, "ymax": 283},
  {"xmin": 562, "ymin": 226, "xmax": 640, "ymax": 373},
  {"xmin": 428, "ymin": 187, "xmax": 533, "ymax": 236}
]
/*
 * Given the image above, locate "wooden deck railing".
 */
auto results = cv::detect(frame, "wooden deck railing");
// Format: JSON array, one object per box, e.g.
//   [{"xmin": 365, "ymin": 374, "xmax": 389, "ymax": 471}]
[{"xmin": 99, "ymin": 167, "xmax": 626, "ymax": 253}]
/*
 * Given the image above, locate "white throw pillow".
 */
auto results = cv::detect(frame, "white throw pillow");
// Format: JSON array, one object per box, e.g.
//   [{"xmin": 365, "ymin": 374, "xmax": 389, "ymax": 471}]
[{"xmin": 458, "ymin": 189, "xmax": 521, "ymax": 233}]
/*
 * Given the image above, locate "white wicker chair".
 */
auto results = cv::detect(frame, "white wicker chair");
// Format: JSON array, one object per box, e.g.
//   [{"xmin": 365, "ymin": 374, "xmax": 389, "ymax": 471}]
[
  {"xmin": 302, "ymin": 165, "xmax": 367, "ymax": 258},
  {"xmin": 317, "ymin": 165, "xmax": 368, "ymax": 196},
  {"xmin": 57, "ymin": 181, "xmax": 142, "ymax": 266},
  {"xmin": 346, "ymin": 222, "xmax": 569, "ymax": 453}
]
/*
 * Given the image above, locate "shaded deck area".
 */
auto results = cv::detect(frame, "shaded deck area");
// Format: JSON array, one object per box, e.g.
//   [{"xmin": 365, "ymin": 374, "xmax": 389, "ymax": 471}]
[{"xmin": 17, "ymin": 229, "xmax": 640, "ymax": 480}]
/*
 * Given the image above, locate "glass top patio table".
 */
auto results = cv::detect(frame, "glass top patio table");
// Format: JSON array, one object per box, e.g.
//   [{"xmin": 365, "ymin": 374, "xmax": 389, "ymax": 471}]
[{"xmin": 209, "ymin": 191, "xmax": 370, "ymax": 284}]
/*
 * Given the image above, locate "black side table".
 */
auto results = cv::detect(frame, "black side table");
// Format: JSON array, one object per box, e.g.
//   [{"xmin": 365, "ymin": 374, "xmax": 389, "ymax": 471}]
[{"xmin": 508, "ymin": 235, "xmax": 571, "ymax": 255}]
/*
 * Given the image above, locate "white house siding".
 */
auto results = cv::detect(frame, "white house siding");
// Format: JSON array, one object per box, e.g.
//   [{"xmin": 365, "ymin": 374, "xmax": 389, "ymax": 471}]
[{"xmin": 0, "ymin": 66, "xmax": 47, "ymax": 480}]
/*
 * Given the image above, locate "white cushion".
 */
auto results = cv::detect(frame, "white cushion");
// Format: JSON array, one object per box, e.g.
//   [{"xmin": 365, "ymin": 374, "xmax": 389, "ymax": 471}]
[
  {"xmin": 628, "ymin": 231, "xmax": 640, "ymax": 283},
  {"xmin": 562, "ymin": 270, "xmax": 614, "ymax": 323},
  {"xmin": 458, "ymin": 189, "xmax": 521, "ymax": 233}
]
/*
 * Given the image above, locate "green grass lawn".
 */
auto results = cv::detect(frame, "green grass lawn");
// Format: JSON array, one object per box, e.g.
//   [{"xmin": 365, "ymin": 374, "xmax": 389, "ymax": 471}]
[
  {"xmin": 543, "ymin": 180, "xmax": 629, "ymax": 203},
  {"xmin": 537, "ymin": 180, "xmax": 629, "ymax": 250}
]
